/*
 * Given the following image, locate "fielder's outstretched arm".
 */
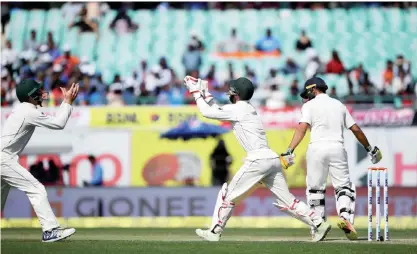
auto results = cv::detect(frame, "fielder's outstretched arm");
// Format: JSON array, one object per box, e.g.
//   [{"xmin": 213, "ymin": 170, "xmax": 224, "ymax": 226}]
[{"xmin": 26, "ymin": 102, "xmax": 73, "ymax": 130}]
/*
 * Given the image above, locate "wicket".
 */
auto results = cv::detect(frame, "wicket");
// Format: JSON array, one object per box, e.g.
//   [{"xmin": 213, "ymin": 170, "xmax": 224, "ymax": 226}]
[{"xmin": 367, "ymin": 167, "xmax": 389, "ymax": 241}]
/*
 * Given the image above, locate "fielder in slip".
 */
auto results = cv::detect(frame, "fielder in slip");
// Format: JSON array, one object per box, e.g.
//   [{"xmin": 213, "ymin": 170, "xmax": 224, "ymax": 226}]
[
  {"xmin": 280, "ymin": 76, "xmax": 383, "ymax": 240},
  {"xmin": 1, "ymin": 79, "xmax": 79, "ymax": 242},
  {"xmin": 183, "ymin": 76, "xmax": 331, "ymax": 242}
]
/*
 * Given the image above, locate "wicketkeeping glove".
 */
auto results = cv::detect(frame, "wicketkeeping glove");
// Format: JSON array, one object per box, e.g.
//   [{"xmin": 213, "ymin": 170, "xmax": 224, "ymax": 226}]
[
  {"xmin": 367, "ymin": 146, "xmax": 382, "ymax": 164},
  {"xmin": 280, "ymin": 148, "xmax": 296, "ymax": 169},
  {"xmin": 183, "ymin": 76, "xmax": 200, "ymax": 94}
]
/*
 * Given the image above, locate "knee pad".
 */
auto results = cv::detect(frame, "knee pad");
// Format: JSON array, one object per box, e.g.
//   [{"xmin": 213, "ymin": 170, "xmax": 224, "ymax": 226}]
[
  {"xmin": 307, "ymin": 189, "xmax": 326, "ymax": 208},
  {"xmin": 335, "ymin": 184, "xmax": 356, "ymax": 224}
]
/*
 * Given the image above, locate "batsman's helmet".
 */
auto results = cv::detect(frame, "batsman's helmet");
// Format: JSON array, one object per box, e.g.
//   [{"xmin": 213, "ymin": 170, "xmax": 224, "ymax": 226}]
[
  {"xmin": 16, "ymin": 79, "xmax": 43, "ymax": 103},
  {"xmin": 300, "ymin": 76, "xmax": 328, "ymax": 100},
  {"xmin": 227, "ymin": 77, "xmax": 255, "ymax": 103}
]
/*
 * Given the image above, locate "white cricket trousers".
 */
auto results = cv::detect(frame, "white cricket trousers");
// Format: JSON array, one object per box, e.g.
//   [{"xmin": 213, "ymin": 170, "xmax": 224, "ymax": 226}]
[
  {"xmin": 1, "ymin": 156, "xmax": 60, "ymax": 232},
  {"xmin": 226, "ymin": 157, "xmax": 298, "ymax": 208},
  {"xmin": 306, "ymin": 142, "xmax": 351, "ymax": 190}
]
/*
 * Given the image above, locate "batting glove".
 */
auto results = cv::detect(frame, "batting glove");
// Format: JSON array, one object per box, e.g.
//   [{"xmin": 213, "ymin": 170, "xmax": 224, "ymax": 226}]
[
  {"xmin": 366, "ymin": 146, "xmax": 382, "ymax": 164},
  {"xmin": 280, "ymin": 148, "xmax": 296, "ymax": 169}
]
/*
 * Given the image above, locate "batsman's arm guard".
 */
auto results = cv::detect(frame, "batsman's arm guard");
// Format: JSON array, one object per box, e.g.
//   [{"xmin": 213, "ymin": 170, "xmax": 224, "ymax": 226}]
[{"xmin": 335, "ymin": 184, "xmax": 356, "ymax": 224}]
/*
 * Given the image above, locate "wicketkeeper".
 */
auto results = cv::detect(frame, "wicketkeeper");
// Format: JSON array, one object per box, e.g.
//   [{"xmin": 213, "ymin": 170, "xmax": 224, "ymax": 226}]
[
  {"xmin": 280, "ymin": 77, "xmax": 382, "ymax": 240},
  {"xmin": 183, "ymin": 76, "xmax": 331, "ymax": 242},
  {"xmin": 1, "ymin": 79, "xmax": 79, "ymax": 242}
]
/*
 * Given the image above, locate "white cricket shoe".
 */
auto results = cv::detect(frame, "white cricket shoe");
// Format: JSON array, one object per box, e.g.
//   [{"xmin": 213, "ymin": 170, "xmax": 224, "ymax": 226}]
[
  {"xmin": 42, "ymin": 227, "xmax": 76, "ymax": 243},
  {"xmin": 312, "ymin": 221, "xmax": 331, "ymax": 242},
  {"xmin": 195, "ymin": 229, "xmax": 221, "ymax": 242}
]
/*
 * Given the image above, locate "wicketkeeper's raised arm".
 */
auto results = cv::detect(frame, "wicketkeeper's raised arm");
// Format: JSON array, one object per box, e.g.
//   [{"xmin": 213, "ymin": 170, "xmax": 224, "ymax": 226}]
[
  {"xmin": 184, "ymin": 76, "xmax": 237, "ymax": 121},
  {"xmin": 27, "ymin": 102, "xmax": 73, "ymax": 130}
]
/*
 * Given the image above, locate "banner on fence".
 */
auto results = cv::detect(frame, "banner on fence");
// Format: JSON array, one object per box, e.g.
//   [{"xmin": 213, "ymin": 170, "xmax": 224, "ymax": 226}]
[{"xmin": 3, "ymin": 187, "xmax": 416, "ymax": 218}]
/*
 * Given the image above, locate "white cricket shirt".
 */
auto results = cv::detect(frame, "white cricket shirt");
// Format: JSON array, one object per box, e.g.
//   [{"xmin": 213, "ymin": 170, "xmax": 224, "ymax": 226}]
[
  {"xmin": 195, "ymin": 99, "xmax": 278, "ymax": 160},
  {"xmin": 299, "ymin": 93, "xmax": 356, "ymax": 144},
  {"xmin": 1, "ymin": 102, "xmax": 73, "ymax": 160}
]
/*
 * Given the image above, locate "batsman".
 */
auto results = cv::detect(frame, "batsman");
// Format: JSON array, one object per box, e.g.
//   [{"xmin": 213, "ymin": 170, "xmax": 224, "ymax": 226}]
[
  {"xmin": 1, "ymin": 79, "xmax": 79, "ymax": 242},
  {"xmin": 183, "ymin": 76, "xmax": 331, "ymax": 242},
  {"xmin": 280, "ymin": 77, "xmax": 383, "ymax": 240}
]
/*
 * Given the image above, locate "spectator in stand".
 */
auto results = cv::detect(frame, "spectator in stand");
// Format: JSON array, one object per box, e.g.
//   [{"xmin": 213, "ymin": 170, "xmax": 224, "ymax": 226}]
[
  {"xmin": 88, "ymin": 85, "xmax": 107, "ymax": 105},
  {"xmin": 295, "ymin": 30, "xmax": 313, "ymax": 51},
  {"xmin": 2, "ymin": 40, "xmax": 17, "ymax": 75},
  {"xmin": 122, "ymin": 84, "xmax": 137, "ymax": 105},
  {"xmin": 255, "ymin": 28, "xmax": 281, "ymax": 53},
  {"xmin": 326, "ymin": 50, "xmax": 345, "ymax": 74},
  {"xmin": 286, "ymin": 79, "xmax": 300, "ymax": 106},
  {"xmin": 24, "ymin": 30, "xmax": 39, "ymax": 51},
  {"xmin": 83, "ymin": 155, "xmax": 103, "ymax": 187},
  {"xmin": 46, "ymin": 32, "xmax": 61, "ymax": 60},
  {"xmin": 383, "ymin": 60, "xmax": 394, "ymax": 87},
  {"xmin": 48, "ymin": 64, "xmax": 66, "ymax": 106},
  {"xmin": 281, "ymin": 58, "xmax": 300, "ymax": 75},
  {"xmin": 304, "ymin": 48, "xmax": 322, "ymax": 79},
  {"xmin": 329, "ymin": 87, "xmax": 338, "ymax": 99},
  {"xmin": 392, "ymin": 69, "xmax": 412, "ymax": 95},
  {"xmin": 156, "ymin": 84, "xmax": 170, "ymax": 105},
  {"xmin": 189, "ymin": 31, "xmax": 205, "ymax": 51},
  {"xmin": 168, "ymin": 80, "xmax": 187, "ymax": 105},
  {"xmin": 135, "ymin": 60, "xmax": 148, "ymax": 87},
  {"xmin": 137, "ymin": 84, "xmax": 156, "ymax": 105},
  {"xmin": 183, "ymin": 43, "xmax": 202, "ymax": 75},
  {"xmin": 2, "ymin": 69, "xmax": 18, "ymax": 107},
  {"xmin": 361, "ymin": 73, "xmax": 375, "ymax": 95},
  {"xmin": 158, "ymin": 57, "xmax": 174, "ymax": 88},
  {"xmin": 217, "ymin": 28, "xmax": 247, "ymax": 53},
  {"xmin": 62, "ymin": 2, "xmax": 84, "ymax": 22},
  {"xmin": 393, "ymin": 55, "xmax": 411, "ymax": 78},
  {"xmin": 205, "ymin": 64, "xmax": 220, "ymax": 89},
  {"xmin": 109, "ymin": 3, "xmax": 138, "ymax": 34},
  {"xmin": 244, "ymin": 65, "xmax": 258, "ymax": 87},
  {"xmin": 266, "ymin": 84, "xmax": 286, "ymax": 109},
  {"xmin": 54, "ymin": 44, "xmax": 80, "ymax": 79},
  {"xmin": 69, "ymin": 6, "xmax": 98, "ymax": 34},
  {"xmin": 75, "ymin": 75, "xmax": 90, "ymax": 105},
  {"xmin": 264, "ymin": 68, "xmax": 284, "ymax": 88},
  {"xmin": 107, "ymin": 74, "xmax": 125, "ymax": 106}
]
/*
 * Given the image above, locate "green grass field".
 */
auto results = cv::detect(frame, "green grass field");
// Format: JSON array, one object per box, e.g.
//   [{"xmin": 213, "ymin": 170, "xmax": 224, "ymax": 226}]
[{"xmin": 2, "ymin": 228, "xmax": 417, "ymax": 254}]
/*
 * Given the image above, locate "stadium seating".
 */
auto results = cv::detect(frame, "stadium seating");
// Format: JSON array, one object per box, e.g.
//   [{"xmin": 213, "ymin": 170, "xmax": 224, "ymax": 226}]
[{"xmin": 6, "ymin": 7, "xmax": 416, "ymax": 97}]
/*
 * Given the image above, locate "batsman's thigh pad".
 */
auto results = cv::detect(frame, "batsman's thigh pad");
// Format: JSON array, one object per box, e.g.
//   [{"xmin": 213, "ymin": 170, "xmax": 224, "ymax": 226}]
[{"xmin": 328, "ymin": 145, "xmax": 350, "ymax": 188}]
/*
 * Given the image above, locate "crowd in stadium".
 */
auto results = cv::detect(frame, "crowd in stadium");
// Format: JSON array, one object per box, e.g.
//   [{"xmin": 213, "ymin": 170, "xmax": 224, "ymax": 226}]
[{"xmin": 1, "ymin": 2, "xmax": 416, "ymax": 108}]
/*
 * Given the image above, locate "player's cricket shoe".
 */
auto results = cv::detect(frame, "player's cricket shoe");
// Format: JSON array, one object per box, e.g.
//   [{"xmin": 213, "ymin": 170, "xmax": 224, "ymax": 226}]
[
  {"xmin": 337, "ymin": 218, "xmax": 358, "ymax": 240},
  {"xmin": 42, "ymin": 227, "xmax": 76, "ymax": 242},
  {"xmin": 195, "ymin": 229, "xmax": 221, "ymax": 242},
  {"xmin": 312, "ymin": 221, "xmax": 331, "ymax": 242}
]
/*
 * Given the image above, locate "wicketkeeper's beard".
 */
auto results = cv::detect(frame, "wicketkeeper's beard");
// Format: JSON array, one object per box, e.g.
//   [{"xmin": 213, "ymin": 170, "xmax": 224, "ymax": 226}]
[
  {"xmin": 229, "ymin": 95, "xmax": 236, "ymax": 104},
  {"xmin": 31, "ymin": 91, "xmax": 49, "ymax": 107}
]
